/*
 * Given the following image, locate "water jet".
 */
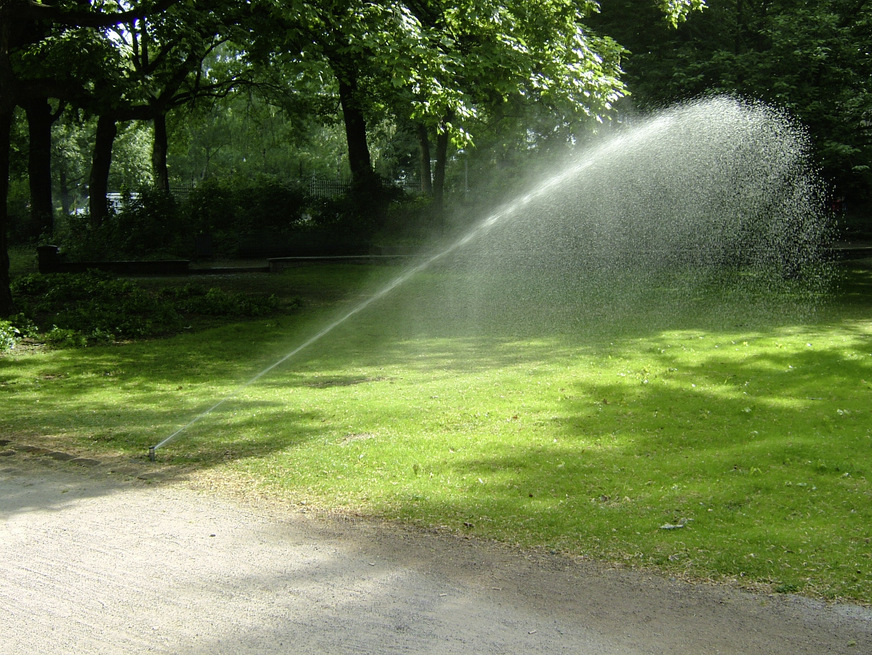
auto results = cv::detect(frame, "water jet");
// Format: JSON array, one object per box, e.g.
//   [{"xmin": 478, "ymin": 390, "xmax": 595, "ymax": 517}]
[{"xmin": 148, "ymin": 96, "xmax": 833, "ymax": 459}]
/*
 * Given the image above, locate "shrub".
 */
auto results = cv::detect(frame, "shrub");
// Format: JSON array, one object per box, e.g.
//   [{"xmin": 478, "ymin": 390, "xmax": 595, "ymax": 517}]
[
  {"xmin": 185, "ymin": 176, "xmax": 308, "ymax": 257},
  {"xmin": 112, "ymin": 189, "xmax": 185, "ymax": 257},
  {"xmin": 13, "ymin": 271, "xmax": 184, "ymax": 341},
  {"xmin": 44, "ymin": 326, "xmax": 87, "ymax": 349},
  {"xmin": 58, "ymin": 189, "xmax": 188, "ymax": 261},
  {"xmin": 11, "ymin": 272, "xmax": 289, "ymax": 348},
  {"xmin": 303, "ymin": 179, "xmax": 404, "ymax": 253},
  {"xmin": 162, "ymin": 283, "xmax": 281, "ymax": 317},
  {"xmin": 52, "ymin": 176, "xmax": 409, "ymax": 261},
  {"xmin": 0, "ymin": 321, "xmax": 20, "ymax": 351}
]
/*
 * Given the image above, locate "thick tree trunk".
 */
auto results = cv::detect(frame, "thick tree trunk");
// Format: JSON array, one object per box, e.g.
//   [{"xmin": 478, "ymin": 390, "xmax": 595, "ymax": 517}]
[
  {"xmin": 89, "ymin": 114, "xmax": 117, "ymax": 228},
  {"xmin": 24, "ymin": 97, "xmax": 54, "ymax": 238},
  {"xmin": 417, "ymin": 123, "xmax": 432, "ymax": 196},
  {"xmin": 433, "ymin": 126, "xmax": 450, "ymax": 215},
  {"xmin": 0, "ymin": 107, "xmax": 14, "ymax": 316},
  {"xmin": 432, "ymin": 110, "xmax": 454, "ymax": 219},
  {"xmin": 58, "ymin": 166, "xmax": 71, "ymax": 216},
  {"xmin": 152, "ymin": 112, "xmax": 169, "ymax": 192},
  {"xmin": 336, "ymin": 74, "xmax": 373, "ymax": 187}
]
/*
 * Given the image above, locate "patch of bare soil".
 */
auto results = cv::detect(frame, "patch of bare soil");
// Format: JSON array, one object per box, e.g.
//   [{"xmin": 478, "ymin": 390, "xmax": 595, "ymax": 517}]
[{"xmin": 2, "ymin": 447, "xmax": 870, "ymax": 654}]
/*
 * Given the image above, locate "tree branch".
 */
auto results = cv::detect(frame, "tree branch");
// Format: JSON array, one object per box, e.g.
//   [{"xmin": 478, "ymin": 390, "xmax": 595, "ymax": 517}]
[{"xmin": 23, "ymin": 0, "xmax": 181, "ymax": 28}]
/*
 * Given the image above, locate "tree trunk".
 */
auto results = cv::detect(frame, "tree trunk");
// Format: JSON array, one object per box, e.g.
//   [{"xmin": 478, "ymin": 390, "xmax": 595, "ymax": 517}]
[
  {"xmin": 432, "ymin": 109, "xmax": 455, "ymax": 221},
  {"xmin": 24, "ymin": 97, "xmax": 54, "ymax": 238},
  {"xmin": 417, "ymin": 123, "xmax": 432, "ymax": 195},
  {"xmin": 152, "ymin": 112, "xmax": 169, "ymax": 192},
  {"xmin": 433, "ymin": 124, "xmax": 450, "ymax": 217},
  {"xmin": 89, "ymin": 114, "xmax": 117, "ymax": 228},
  {"xmin": 0, "ymin": 107, "xmax": 14, "ymax": 316},
  {"xmin": 336, "ymin": 73, "xmax": 373, "ymax": 187},
  {"xmin": 58, "ymin": 165, "xmax": 71, "ymax": 216}
]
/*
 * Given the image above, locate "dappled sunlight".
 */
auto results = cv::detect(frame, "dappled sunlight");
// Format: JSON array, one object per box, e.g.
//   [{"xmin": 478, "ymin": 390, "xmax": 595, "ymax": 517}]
[
  {"xmin": 4, "ymin": 244, "xmax": 868, "ymax": 599},
  {"xmin": 193, "ymin": 307, "xmax": 871, "ymax": 598}
]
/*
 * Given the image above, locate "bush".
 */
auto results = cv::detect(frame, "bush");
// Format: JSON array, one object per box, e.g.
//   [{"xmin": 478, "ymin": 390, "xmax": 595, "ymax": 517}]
[
  {"xmin": 0, "ymin": 321, "xmax": 20, "ymax": 351},
  {"xmin": 59, "ymin": 190, "xmax": 186, "ymax": 261},
  {"xmin": 112, "ymin": 189, "xmax": 184, "ymax": 257},
  {"xmin": 44, "ymin": 326, "xmax": 88, "ymax": 349},
  {"xmin": 302, "ymin": 178, "xmax": 405, "ymax": 253},
  {"xmin": 13, "ymin": 270, "xmax": 184, "ymax": 340},
  {"xmin": 159, "ymin": 283, "xmax": 282, "ymax": 317},
  {"xmin": 53, "ymin": 175, "xmax": 409, "ymax": 261},
  {"xmin": 186, "ymin": 176, "xmax": 308, "ymax": 257},
  {"xmin": 11, "ymin": 272, "xmax": 289, "ymax": 348}
]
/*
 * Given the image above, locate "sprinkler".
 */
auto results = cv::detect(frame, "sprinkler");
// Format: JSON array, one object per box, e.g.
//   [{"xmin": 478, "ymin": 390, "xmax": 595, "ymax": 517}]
[{"xmin": 149, "ymin": 97, "xmax": 833, "ymax": 458}]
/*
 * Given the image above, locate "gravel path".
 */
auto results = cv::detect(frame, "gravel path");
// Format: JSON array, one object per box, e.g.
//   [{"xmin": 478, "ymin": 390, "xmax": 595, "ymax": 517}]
[{"xmin": 2, "ymin": 452, "xmax": 870, "ymax": 654}]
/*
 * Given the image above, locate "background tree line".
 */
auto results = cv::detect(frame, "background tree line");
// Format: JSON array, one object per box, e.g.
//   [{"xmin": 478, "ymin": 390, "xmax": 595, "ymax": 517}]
[{"xmin": 2, "ymin": 0, "xmax": 869, "ymax": 316}]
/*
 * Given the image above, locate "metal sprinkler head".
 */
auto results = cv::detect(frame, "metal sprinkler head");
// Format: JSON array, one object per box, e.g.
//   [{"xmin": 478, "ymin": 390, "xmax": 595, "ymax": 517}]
[{"xmin": 148, "ymin": 446, "xmax": 156, "ymax": 462}]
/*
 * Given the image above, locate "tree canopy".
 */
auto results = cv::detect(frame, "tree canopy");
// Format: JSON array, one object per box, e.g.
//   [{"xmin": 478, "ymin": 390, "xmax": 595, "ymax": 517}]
[
  {"xmin": 5, "ymin": 0, "xmax": 872, "ymax": 316},
  {"xmin": 589, "ymin": 0, "xmax": 872, "ymax": 206}
]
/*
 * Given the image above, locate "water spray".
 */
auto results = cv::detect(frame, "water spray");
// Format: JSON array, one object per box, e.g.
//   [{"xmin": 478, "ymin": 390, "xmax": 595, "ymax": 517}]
[
  {"xmin": 146, "ymin": 154, "xmax": 603, "ymax": 461},
  {"xmin": 148, "ymin": 97, "xmax": 830, "ymax": 460}
]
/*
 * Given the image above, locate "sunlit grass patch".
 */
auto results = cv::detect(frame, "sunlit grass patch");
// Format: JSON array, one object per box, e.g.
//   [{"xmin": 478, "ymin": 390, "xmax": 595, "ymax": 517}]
[
  {"xmin": 194, "ymin": 311, "xmax": 871, "ymax": 601},
  {"xmin": 2, "ymin": 262, "xmax": 871, "ymax": 602}
]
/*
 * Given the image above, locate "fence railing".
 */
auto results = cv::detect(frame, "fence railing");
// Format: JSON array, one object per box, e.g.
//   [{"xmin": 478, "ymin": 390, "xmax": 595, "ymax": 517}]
[
  {"xmin": 308, "ymin": 176, "xmax": 350, "ymax": 198},
  {"xmin": 168, "ymin": 175, "xmax": 422, "ymax": 201}
]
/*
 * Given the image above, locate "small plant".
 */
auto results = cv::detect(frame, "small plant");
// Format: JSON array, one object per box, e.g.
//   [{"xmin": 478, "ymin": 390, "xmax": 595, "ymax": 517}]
[
  {"xmin": 88, "ymin": 328, "xmax": 117, "ymax": 345},
  {"xmin": 11, "ymin": 271, "xmax": 288, "ymax": 347},
  {"xmin": 0, "ymin": 320, "xmax": 20, "ymax": 351},
  {"xmin": 8, "ymin": 313, "xmax": 39, "ymax": 339},
  {"xmin": 167, "ymin": 284, "xmax": 282, "ymax": 317},
  {"xmin": 44, "ymin": 325, "xmax": 87, "ymax": 349}
]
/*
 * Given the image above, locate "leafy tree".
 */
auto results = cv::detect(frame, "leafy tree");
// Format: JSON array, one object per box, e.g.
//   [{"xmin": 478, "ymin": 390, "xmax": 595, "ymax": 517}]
[
  {"xmin": 85, "ymin": 3, "xmax": 244, "ymax": 224},
  {"xmin": 590, "ymin": 0, "xmax": 872, "ymax": 212},
  {"xmin": 167, "ymin": 92, "xmax": 347, "ymax": 185},
  {"xmin": 250, "ymin": 0, "xmax": 632, "ymax": 214},
  {"xmin": 0, "ymin": 0, "xmax": 180, "ymax": 315},
  {"xmin": 404, "ymin": 0, "xmax": 628, "ymax": 211}
]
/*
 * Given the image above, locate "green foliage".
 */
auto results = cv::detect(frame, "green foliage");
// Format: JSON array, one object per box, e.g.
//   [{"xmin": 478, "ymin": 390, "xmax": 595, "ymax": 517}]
[
  {"xmin": 59, "ymin": 190, "xmax": 180, "ymax": 261},
  {"xmin": 304, "ymin": 178, "xmax": 405, "ymax": 250},
  {"xmin": 590, "ymin": 0, "xmax": 872, "ymax": 209},
  {"xmin": 184, "ymin": 175, "xmax": 342, "ymax": 257},
  {"xmin": 658, "ymin": 0, "xmax": 707, "ymax": 27},
  {"xmin": 1, "ymin": 261, "xmax": 869, "ymax": 602},
  {"xmin": 49, "ymin": 173, "xmax": 424, "ymax": 261},
  {"xmin": 13, "ymin": 270, "xmax": 184, "ymax": 340},
  {"xmin": 43, "ymin": 326, "xmax": 88, "ymax": 349},
  {"xmin": 167, "ymin": 93, "xmax": 347, "ymax": 184},
  {"xmin": 10, "ymin": 271, "xmax": 288, "ymax": 347},
  {"xmin": 6, "ymin": 313, "xmax": 38, "ymax": 339},
  {"xmin": 160, "ymin": 284, "xmax": 284, "ymax": 317},
  {"xmin": 186, "ymin": 176, "xmax": 308, "ymax": 239},
  {"xmin": 0, "ymin": 321, "xmax": 20, "ymax": 351},
  {"xmin": 57, "ymin": 178, "xmax": 316, "ymax": 260},
  {"xmin": 115, "ymin": 189, "xmax": 181, "ymax": 256},
  {"xmin": 65, "ymin": 189, "xmax": 183, "ymax": 259}
]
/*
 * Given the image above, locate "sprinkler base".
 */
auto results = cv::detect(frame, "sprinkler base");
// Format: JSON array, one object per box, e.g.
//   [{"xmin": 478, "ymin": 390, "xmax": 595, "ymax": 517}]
[{"xmin": 148, "ymin": 446, "xmax": 156, "ymax": 462}]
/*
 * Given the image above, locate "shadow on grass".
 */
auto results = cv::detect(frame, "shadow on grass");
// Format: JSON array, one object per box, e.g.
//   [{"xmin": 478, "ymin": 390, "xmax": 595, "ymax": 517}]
[
  {"xmin": 2, "ymin": 262, "xmax": 870, "ymax": 592},
  {"xmin": 395, "ymin": 326, "xmax": 872, "ymax": 598}
]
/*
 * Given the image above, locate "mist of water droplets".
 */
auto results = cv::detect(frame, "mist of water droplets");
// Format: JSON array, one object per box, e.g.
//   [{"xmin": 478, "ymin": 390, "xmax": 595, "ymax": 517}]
[
  {"xmin": 410, "ymin": 96, "xmax": 835, "ymax": 335},
  {"xmin": 152, "ymin": 96, "xmax": 835, "ymax": 454}
]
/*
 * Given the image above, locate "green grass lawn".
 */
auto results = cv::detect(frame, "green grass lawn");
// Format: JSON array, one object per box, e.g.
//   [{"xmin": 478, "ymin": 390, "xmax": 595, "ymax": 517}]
[{"xmin": 2, "ymin": 258, "xmax": 871, "ymax": 602}]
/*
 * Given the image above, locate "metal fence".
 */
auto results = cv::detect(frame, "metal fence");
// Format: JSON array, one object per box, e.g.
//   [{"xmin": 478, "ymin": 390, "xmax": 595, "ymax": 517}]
[
  {"xmin": 169, "ymin": 175, "xmax": 421, "ymax": 201},
  {"xmin": 308, "ymin": 176, "xmax": 350, "ymax": 198}
]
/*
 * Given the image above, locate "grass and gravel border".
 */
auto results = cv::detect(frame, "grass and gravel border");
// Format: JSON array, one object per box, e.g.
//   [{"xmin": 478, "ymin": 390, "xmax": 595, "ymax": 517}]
[{"xmin": 2, "ymin": 254, "xmax": 871, "ymax": 603}]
